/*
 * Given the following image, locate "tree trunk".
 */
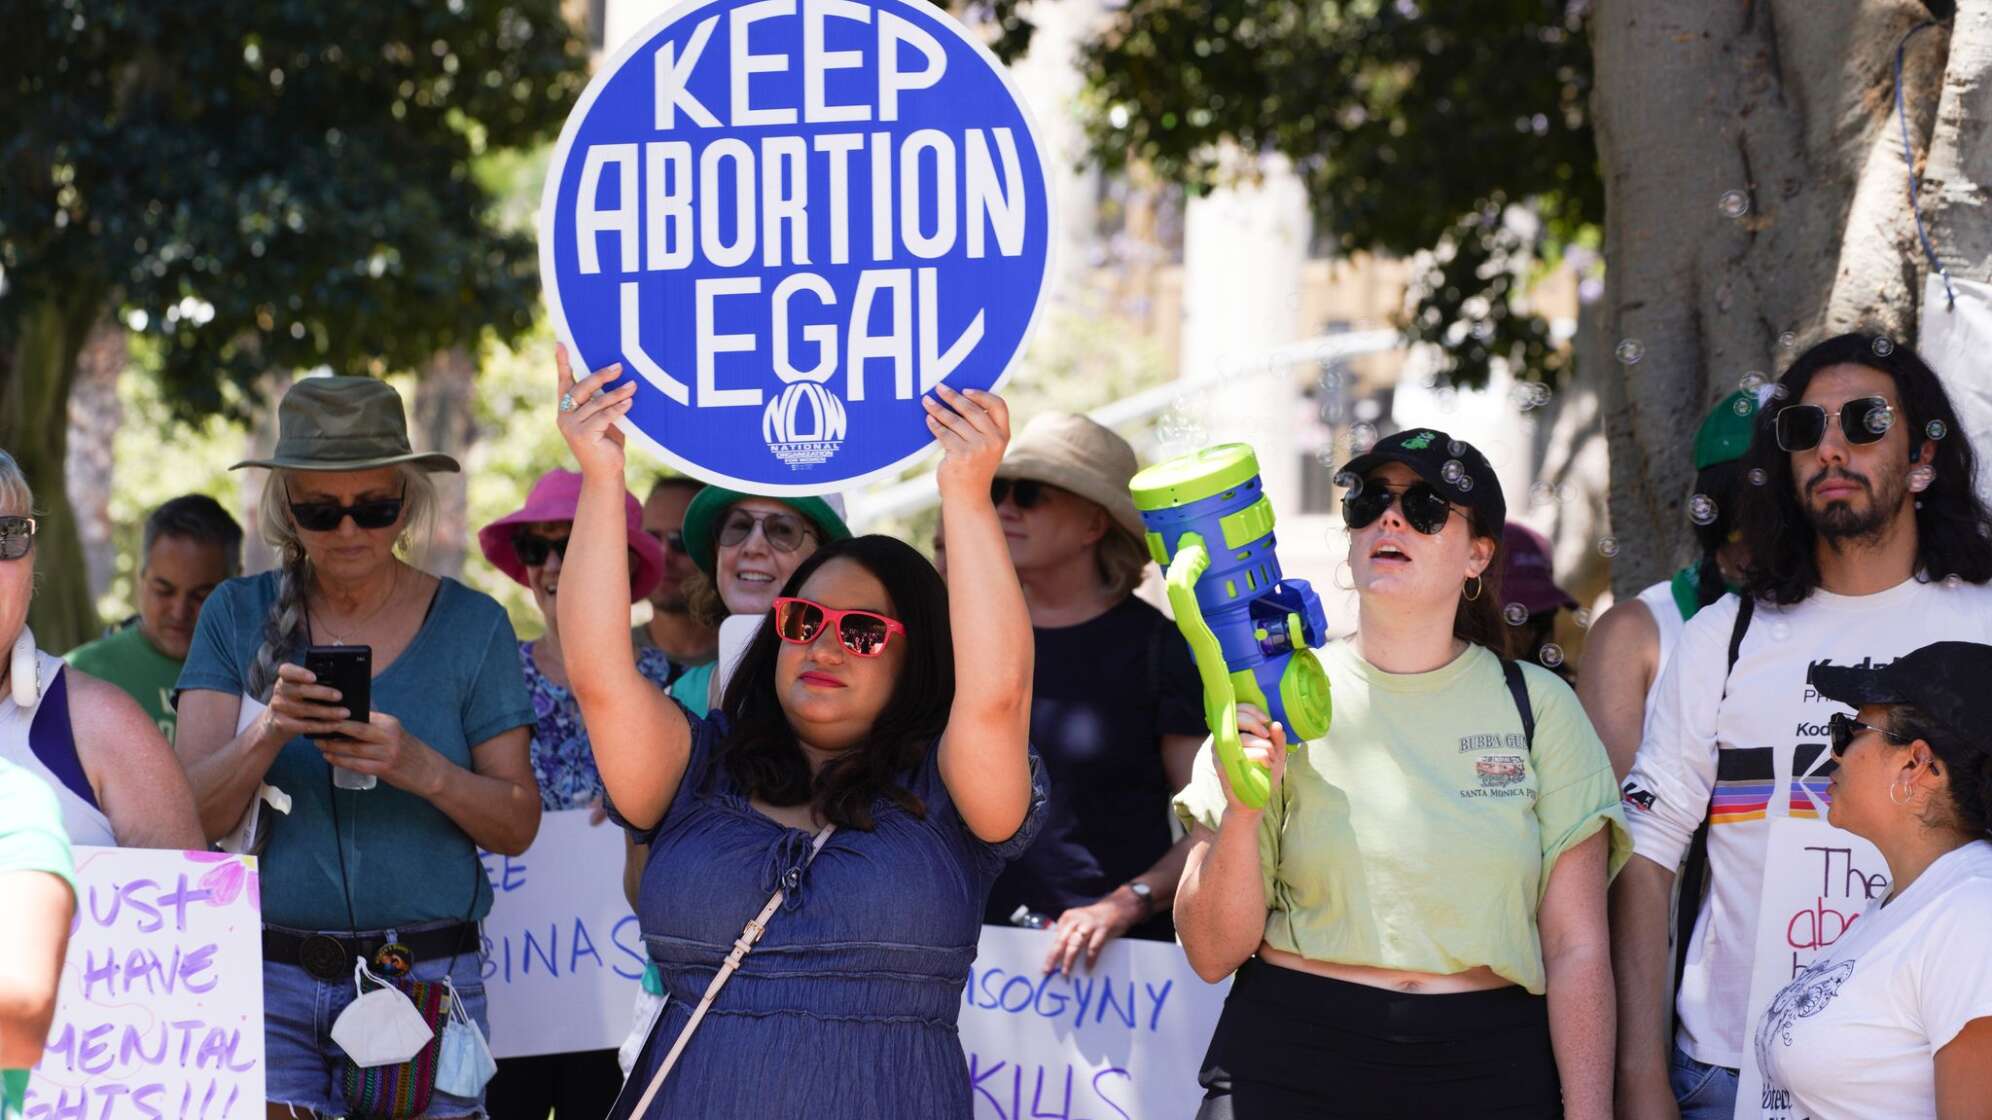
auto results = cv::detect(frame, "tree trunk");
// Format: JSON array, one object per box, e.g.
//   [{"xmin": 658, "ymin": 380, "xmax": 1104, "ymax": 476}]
[
  {"xmin": 1589, "ymin": 0, "xmax": 1950, "ymax": 596},
  {"xmin": 1922, "ymin": 1, "xmax": 1992, "ymax": 284},
  {"xmin": 412, "ymin": 348, "xmax": 480, "ymax": 580},
  {"xmin": 64, "ymin": 321, "xmax": 128, "ymax": 604},
  {"xmin": 2, "ymin": 294, "xmax": 107, "ymax": 653},
  {"xmin": 237, "ymin": 370, "xmax": 296, "ymax": 576}
]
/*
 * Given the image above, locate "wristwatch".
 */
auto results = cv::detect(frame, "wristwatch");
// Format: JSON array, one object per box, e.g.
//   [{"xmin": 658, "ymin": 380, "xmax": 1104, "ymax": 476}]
[{"xmin": 1124, "ymin": 881, "xmax": 1155, "ymax": 917}]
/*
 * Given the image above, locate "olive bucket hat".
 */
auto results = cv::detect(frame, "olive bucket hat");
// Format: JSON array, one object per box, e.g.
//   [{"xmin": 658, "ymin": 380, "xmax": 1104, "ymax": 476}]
[{"xmin": 231, "ymin": 376, "xmax": 460, "ymax": 473}]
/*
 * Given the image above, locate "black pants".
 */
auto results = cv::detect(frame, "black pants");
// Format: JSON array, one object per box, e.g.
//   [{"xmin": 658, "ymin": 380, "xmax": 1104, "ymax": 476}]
[
  {"xmin": 486, "ymin": 1049, "xmax": 624, "ymax": 1120},
  {"xmin": 1196, "ymin": 959, "xmax": 1562, "ymax": 1119}
]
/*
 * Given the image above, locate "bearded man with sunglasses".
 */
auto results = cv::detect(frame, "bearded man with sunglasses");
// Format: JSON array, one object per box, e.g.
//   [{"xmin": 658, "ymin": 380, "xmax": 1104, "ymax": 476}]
[
  {"xmin": 1612, "ymin": 333, "xmax": 1992, "ymax": 1120},
  {"xmin": 980, "ymin": 412, "xmax": 1207, "ymax": 974}
]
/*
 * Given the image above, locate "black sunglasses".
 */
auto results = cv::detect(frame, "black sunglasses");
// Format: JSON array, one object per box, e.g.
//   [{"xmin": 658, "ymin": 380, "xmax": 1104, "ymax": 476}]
[
  {"xmin": 1827, "ymin": 712, "xmax": 1907, "ymax": 757},
  {"xmin": 0, "ymin": 516, "xmax": 36, "ymax": 562},
  {"xmin": 717, "ymin": 510, "xmax": 816, "ymax": 553},
  {"xmin": 1775, "ymin": 396, "xmax": 1894, "ymax": 453},
  {"xmin": 990, "ymin": 478, "xmax": 1053, "ymax": 510},
  {"xmin": 513, "ymin": 532, "xmax": 571, "ymax": 567},
  {"xmin": 287, "ymin": 488, "xmax": 406, "ymax": 533},
  {"xmin": 1343, "ymin": 481, "xmax": 1456, "ymax": 535}
]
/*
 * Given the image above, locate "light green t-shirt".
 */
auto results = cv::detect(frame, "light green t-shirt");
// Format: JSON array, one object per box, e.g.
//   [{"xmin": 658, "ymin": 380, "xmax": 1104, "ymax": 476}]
[
  {"xmin": 0, "ymin": 761, "xmax": 77, "ymax": 1118},
  {"xmin": 1174, "ymin": 640, "xmax": 1631, "ymax": 994},
  {"xmin": 66, "ymin": 625, "xmax": 182, "ymax": 744}
]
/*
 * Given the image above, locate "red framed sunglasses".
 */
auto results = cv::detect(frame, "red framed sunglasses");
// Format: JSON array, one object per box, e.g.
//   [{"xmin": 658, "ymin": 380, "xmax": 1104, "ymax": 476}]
[{"xmin": 772, "ymin": 597, "xmax": 907, "ymax": 657}]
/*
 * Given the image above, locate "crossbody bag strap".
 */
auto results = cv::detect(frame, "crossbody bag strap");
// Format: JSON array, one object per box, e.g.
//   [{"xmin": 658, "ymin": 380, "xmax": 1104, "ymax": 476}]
[{"xmin": 624, "ymin": 824, "xmax": 836, "ymax": 1118}]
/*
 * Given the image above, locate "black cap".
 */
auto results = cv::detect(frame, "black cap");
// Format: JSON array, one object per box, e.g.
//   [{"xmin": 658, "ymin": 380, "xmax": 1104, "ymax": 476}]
[
  {"xmin": 1340, "ymin": 428, "xmax": 1506, "ymax": 535},
  {"xmin": 1807, "ymin": 641, "xmax": 1992, "ymax": 741}
]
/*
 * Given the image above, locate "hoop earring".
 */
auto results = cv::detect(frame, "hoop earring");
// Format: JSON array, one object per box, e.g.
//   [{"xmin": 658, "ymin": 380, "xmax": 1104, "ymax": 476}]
[
  {"xmin": 1889, "ymin": 778, "xmax": 1912, "ymax": 806},
  {"xmin": 1334, "ymin": 562, "xmax": 1355, "ymax": 591},
  {"xmin": 1462, "ymin": 575, "xmax": 1483, "ymax": 602}
]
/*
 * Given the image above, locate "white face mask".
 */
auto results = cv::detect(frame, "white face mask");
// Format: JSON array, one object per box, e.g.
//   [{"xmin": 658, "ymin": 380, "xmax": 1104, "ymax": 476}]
[
  {"xmin": 330, "ymin": 959, "xmax": 437, "ymax": 1068},
  {"xmin": 435, "ymin": 978, "xmax": 496, "ymax": 1097}
]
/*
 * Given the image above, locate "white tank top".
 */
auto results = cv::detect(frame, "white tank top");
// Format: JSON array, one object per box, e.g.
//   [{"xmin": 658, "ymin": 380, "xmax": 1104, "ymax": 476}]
[
  {"xmin": 1633, "ymin": 579, "xmax": 1685, "ymax": 734},
  {"xmin": 0, "ymin": 650, "xmax": 117, "ymax": 846}
]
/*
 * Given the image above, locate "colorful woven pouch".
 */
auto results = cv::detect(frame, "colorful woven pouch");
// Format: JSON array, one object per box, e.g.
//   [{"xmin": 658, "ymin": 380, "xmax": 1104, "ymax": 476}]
[{"xmin": 339, "ymin": 976, "xmax": 449, "ymax": 1119}]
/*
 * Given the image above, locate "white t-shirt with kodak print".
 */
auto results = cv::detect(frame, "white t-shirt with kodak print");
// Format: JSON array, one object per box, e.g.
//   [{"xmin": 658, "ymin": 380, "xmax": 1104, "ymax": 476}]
[
  {"xmin": 1620, "ymin": 575, "xmax": 1992, "ymax": 1068},
  {"xmin": 1761, "ymin": 840, "xmax": 1992, "ymax": 1120}
]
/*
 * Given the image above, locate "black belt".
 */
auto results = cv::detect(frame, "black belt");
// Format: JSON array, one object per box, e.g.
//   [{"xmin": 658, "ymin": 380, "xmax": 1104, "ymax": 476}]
[{"xmin": 265, "ymin": 922, "xmax": 479, "ymax": 983}]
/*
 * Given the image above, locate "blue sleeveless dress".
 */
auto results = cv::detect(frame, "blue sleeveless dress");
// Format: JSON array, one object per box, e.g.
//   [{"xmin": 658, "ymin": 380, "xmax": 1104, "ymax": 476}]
[{"xmin": 610, "ymin": 708, "xmax": 1047, "ymax": 1119}]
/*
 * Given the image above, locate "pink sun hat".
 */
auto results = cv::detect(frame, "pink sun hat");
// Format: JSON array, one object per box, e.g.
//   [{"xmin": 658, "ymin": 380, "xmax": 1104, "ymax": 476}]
[{"xmin": 478, "ymin": 469, "xmax": 664, "ymax": 603}]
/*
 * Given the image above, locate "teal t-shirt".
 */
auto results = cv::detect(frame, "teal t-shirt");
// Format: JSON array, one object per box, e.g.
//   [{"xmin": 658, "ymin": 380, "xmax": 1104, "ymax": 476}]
[
  {"xmin": 668, "ymin": 661, "xmax": 716, "ymax": 717},
  {"xmin": 0, "ymin": 761, "xmax": 76, "ymax": 1118},
  {"xmin": 176, "ymin": 573, "xmax": 534, "ymax": 931}
]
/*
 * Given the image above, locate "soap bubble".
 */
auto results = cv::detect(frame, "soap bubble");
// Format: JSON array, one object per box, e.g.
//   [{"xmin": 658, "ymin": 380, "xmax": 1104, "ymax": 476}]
[
  {"xmin": 1448, "ymin": 439, "xmax": 1467, "ymax": 457},
  {"xmin": 1718, "ymin": 190, "xmax": 1750, "ymax": 218},
  {"xmin": 1573, "ymin": 608, "xmax": 1592, "ymax": 629},
  {"xmin": 1333, "ymin": 471, "xmax": 1363, "ymax": 498},
  {"xmin": 1529, "ymin": 481, "xmax": 1555, "ymax": 507},
  {"xmin": 1597, "ymin": 536, "xmax": 1619, "ymax": 558},
  {"xmin": 1779, "ymin": 331, "xmax": 1797, "ymax": 349},
  {"xmin": 1615, "ymin": 339, "xmax": 1645, "ymax": 365},
  {"xmin": 1688, "ymin": 494, "xmax": 1719, "ymax": 525},
  {"xmin": 1441, "ymin": 459, "xmax": 1466, "ymax": 485},
  {"xmin": 1456, "ymin": 475, "xmax": 1475, "ymax": 493},
  {"xmin": 1872, "ymin": 336, "xmax": 1895, "ymax": 357},
  {"xmin": 1945, "ymin": 574, "xmax": 1964, "ymax": 589},
  {"xmin": 1748, "ymin": 468, "xmax": 1769, "ymax": 486},
  {"xmin": 1351, "ymin": 423, "xmax": 1379, "ymax": 453},
  {"xmin": 1504, "ymin": 602, "xmax": 1529, "ymax": 626},
  {"xmin": 1733, "ymin": 396, "xmax": 1755, "ymax": 417},
  {"xmin": 1865, "ymin": 407, "xmax": 1894, "ymax": 436},
  {"xmin": 1927, "ymin": 420, "xmax": 1948, "ymax": 440},
  {"xmin": 1539, "ymin": 643, "xmax": 1565, "ymax": 668},
  {"xmin": 1739, "ymin": 370, "xmax": 1768, "ymax": 395}
]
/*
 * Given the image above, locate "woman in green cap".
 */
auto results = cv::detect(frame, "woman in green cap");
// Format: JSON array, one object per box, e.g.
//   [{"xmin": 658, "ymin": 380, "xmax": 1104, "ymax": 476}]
[{"xmin": 175, "ymin": 376, "xmax": 539, "ymax": 1119}]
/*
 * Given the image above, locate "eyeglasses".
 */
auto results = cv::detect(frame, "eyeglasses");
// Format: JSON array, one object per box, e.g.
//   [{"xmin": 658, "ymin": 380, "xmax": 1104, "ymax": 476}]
[
  {"xmin": 1342, "ymin": 481, "xmax": 1456, "ymax": 535},
  {"xmin": 287, "ymin": 488, "xmax": 406, "ymax": 533},
  {"xmin": 773, "ymin": 597, "xmax": 906, "ymax": 657},
  {"xmin": 1775, "ymin": 397, "xmax": 1894, "ymax": 453},
  {"xmin": 644, "ymin": 529, "xmax": 688, "ymax": 556},
  {"xmin": 718, "ymin": 510, "xmax": 816, "ymax": 553},
  {"xmin": 1827, "ymin": 712, "xmax": 1908, "ymax": 757},
  {"xmin": 0, "ymin": 516, "xmax": 36, "ymax": 562},
  {"xmin": 990, "ymin": 478, "xmax": 1053, "ymax": 510},
  {"xmin": 512, "ymin": 532, "xmax": 571, "ymax": 567}
]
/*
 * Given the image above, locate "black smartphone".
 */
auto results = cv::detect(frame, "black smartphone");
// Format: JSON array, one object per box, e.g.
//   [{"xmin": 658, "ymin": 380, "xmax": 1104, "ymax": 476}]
[{"xmin": 302, "ymin": 645, "xmax": 371, "ymax": 741}]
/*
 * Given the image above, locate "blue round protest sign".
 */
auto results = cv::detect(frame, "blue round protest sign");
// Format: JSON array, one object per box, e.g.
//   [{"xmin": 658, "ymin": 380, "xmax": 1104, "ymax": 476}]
[{"xmin": 541, "ymin": 0, "xmax": 1054, "ymax": 495}]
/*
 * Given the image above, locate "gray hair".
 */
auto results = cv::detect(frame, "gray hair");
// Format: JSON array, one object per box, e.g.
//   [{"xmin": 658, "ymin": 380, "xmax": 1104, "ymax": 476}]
[
  {"xmin": 245, "ymin": 466, "xmax": 438, "ymax": 700},
  {"xmin": 142, "ymin": 495, "xmax": 245, "ymax": 577},
  {"xmin": 0, "ymin": 449, "xmax": 32, "ymax": 518}
]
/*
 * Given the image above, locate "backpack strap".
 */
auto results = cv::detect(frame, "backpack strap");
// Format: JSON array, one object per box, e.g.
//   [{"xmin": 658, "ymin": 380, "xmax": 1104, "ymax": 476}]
[
  {"xmin": 1672, "ymin": 595, "xmax": 1755, "ymax": 995},
  {"xmin": 1499, "ymin": 657, "xmax": 1535, "ymax": 756}
]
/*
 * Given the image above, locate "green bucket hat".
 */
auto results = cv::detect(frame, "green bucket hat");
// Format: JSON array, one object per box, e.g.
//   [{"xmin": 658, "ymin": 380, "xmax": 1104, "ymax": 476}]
[
  {"xmin": 1693, "ymin": 390, "xmax": 1758, "ymax": 471},
  {"xmin": 681, "ymin": 486, "xmax": 852, "ymax": 575},
  {"xmin": 231, "ymin": 376, "xmax": 460, "ymax": 473}
]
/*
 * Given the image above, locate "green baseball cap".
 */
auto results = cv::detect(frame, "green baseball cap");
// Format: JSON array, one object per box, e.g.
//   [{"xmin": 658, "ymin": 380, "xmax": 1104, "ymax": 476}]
[
  {"xmin": 681, "ymin": 486, "xmax": 852, "ymax": 576},
  {"xmin": 1694, "ymin": 390, "xmax": 1758, "ymax": 470}
]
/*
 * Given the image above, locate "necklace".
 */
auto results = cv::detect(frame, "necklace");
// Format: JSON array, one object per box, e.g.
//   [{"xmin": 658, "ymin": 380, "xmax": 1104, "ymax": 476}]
[{"xmin": 311, "ymin": 564, "xmax": 402, "ymax": 646}]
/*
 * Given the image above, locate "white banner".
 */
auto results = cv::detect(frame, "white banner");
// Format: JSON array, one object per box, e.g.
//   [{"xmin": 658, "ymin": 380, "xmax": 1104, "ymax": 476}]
[
  {"xmin": 24, "ymin": 848, "xmax": 265, "ymax": 1120},
  {"xmin": 959, "ymin": 927, "xmax": 1229, "ymax": 1120},
  {"xmin": 479, "ymin": 809, "xmax": 648, "ymax": 1059},
  {"xmin": 1734, "ymin": 818, "xmax": 1889, "ymax": 1120}
]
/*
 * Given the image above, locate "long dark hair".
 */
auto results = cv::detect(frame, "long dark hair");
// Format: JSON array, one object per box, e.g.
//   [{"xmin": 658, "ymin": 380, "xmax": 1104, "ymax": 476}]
[
  {"xmin": 713, "ymin": 535, "xmax": 955, "ymax": 830},
  {"xmin": 1458, "ymin": 507, "xmax": 1512, "ymax": 658},
  {"xmin": 1689, "ymin": 459, "xmax": 1745, "ymax": 610},
  {"xmin": 1738, "ymin": 332, "xmax": 1992, "ymax": 605}
]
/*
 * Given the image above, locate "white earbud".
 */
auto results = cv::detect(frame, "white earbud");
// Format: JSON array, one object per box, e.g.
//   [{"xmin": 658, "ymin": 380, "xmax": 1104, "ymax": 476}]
[{"xmin": 10, "ymin": 626, "xmax": 39, "ymax": 708}]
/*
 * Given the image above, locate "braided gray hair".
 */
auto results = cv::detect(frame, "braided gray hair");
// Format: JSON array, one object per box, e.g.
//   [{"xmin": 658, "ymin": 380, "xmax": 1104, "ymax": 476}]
[{"xmin": 244, "ymin": 467, "xmax": 437, "ymax": 700}]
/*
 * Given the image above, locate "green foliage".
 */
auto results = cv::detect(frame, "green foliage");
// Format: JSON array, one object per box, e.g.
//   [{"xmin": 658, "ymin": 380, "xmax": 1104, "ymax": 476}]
[
  {"xmin": 0, "ymin": 0, "xmax": 587, "ymax": 418},
  {"xmin": 1077, "ymin": 0, "xmax": 1600, "ymax": 389}
]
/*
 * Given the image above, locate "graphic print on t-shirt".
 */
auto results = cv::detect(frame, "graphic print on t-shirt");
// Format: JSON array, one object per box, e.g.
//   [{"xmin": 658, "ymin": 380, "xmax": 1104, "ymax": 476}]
[{"xmin": 1755, "ymin": 956, "xmax": 1854, "ymax": 1078}]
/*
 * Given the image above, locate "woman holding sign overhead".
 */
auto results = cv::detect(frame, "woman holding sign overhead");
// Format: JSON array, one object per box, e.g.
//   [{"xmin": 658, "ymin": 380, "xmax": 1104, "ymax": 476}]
[
  {"xmin": 1173, "ymin": 431, "xmax": 1629, "ymax": 1120},
  {"xmin": 553, "ymin": 348, "xmax": 1042, "ymax": 1119}
]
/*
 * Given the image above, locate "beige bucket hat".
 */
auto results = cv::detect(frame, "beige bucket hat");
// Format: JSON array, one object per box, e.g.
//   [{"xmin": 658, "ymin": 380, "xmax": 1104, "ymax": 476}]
[{"xmin": 994, "ymin": 412, "xmax": 1145, "ymax": 540}]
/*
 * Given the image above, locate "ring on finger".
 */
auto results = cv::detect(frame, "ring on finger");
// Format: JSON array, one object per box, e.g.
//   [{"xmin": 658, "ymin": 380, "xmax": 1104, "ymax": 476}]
[{"xmin": 558, "ymin": 391, "xmax": 580, "ymax": 413}]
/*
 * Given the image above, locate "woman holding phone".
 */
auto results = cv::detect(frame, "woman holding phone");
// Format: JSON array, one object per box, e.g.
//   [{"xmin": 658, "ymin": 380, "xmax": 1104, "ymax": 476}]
[
  {"xmin": 176, "ymin": 376, "xmax": 539, "ymax": 1120},
  {"xmin": 553, "ymin": 349, "xmax": 1041, "ymax": 1118}
]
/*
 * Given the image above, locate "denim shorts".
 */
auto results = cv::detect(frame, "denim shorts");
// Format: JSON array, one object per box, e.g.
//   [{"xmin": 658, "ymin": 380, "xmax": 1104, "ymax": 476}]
[
  {"xmin": 264, "ymin": 926, "xmax": 489, "ymax": 1118},
  {"xmin": 1669, "ymin": 1043, "xmax": 1739, "ymax": 1120}
]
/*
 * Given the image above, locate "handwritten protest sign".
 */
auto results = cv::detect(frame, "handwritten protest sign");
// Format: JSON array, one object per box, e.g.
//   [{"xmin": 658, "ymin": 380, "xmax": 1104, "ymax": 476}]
[
  {"xmin": 25, "ymin": 849, "xmax": 264, "ymax": 1120},
  {"xmin": 539, "ymin": 0, "xmax": 1053, "ymax": 494},
  {"xmin": 959, "ymin": 927, "xmax": 1228, "ymax": 1120},
  {"xmin": 1735, "ymin": 818, "xmax": 1889, "ymax": 1120},
  {"xmin": 479, "ymin": 810, "xmax": 647, "ymax": 1058}
]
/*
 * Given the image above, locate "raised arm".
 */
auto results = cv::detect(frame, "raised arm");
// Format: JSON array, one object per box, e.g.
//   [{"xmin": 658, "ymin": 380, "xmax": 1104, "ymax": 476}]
[
  {"xmin": 1175, "ymin": 708, "xmax": 1285, "ymax": 982},
  {"xmin": 923, "ymin": 386, "xmax": 1033, "ymax": 844},
  {"xmin": 553, "ymin": 347, "xmax": 693, "ymax": 831}
]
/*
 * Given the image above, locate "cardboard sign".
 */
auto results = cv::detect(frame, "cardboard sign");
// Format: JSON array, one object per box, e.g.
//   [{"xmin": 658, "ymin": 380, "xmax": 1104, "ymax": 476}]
[
  {"xmin": 1734, "ymin": 817, "xmax": 1889, "ymax": 1120},
  {"xmin": 539, "ymin": 0, "xmax": 1054, "ymax": 494},
  {"xmin": 479, "ymin": 810, "xmax": 648, "ymax": 1059},
  {"xmin": 958, "ymin": 927, "xmax": 1229, "ymax": 1120},
  {"xmin": 24, "ymin": 849, "xmax": 265, "ymax": 1120}
]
